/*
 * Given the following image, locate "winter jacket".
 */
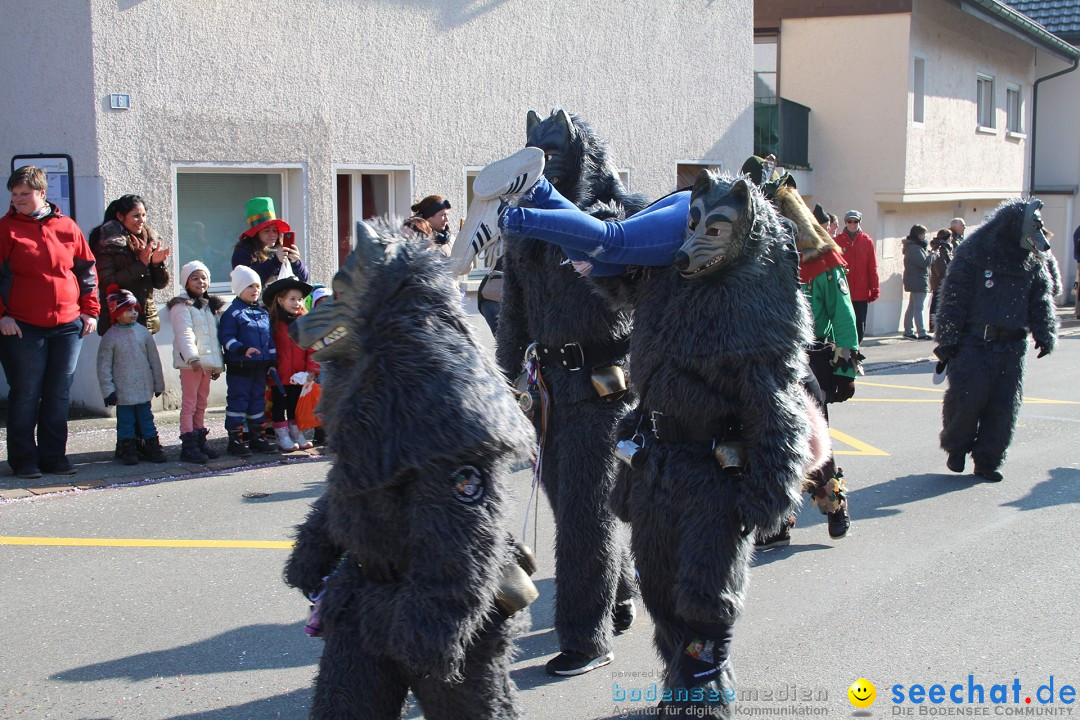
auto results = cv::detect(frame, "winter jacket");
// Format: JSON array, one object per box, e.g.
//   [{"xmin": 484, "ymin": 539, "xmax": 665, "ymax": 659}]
[
  {"xmin": 0, "ymin": 204, "xmax": 99, "ymax": 326},
  {"xmin": 97, "ymin": 322, "xmax": 165, "ymax": 406},
  {"xmin": 929, "ymin": 241, "xmax": 952, "ymax": 293},
  {"xmin": 833, "ymin": 229, "xmax": 880, "ymax": 302},
  {"xmin": 272, "ymin": 314, "xmax": 318, "ymax": 382},
  {"xmin": 219, "ymin": 297, "xmax": 275, "ymax": 368},
  {"xmin": 167, "ymin": 293, "xmax": 225, "ymax": 371},
  {"xmin": 91, "ymin": 220, "xmax": 170, "ymax": 335},
  {"xmin": 902, "ymin": 237, "xmax": 932, "ymax": 293},
  {"xmin": 231, "ymin": 243, "xmax": 310, "ymax": 285}
]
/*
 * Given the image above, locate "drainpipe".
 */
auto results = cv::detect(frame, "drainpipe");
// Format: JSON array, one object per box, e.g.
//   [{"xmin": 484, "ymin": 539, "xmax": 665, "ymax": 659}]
[{"xmin": 1029, "ymin": 56, "xmax": 1079, "ymax": 193}]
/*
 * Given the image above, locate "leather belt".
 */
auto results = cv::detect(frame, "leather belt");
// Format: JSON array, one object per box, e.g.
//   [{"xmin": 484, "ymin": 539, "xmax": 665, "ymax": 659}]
[
  {"xmin": 531, "ymin": 337, "xmax": 630, "ymax": 372},
  {"xmin": 646, "ymin": 410, "xmax": 742, "ymax": 444},
  {"xmin": 965, "ymin": 323, "xmax": 1026, "ymax": 342}
]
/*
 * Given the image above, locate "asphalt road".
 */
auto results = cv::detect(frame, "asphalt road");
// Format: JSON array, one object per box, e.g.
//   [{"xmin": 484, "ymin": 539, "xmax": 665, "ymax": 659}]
[{"xmin": 1, "ymin": 334, "xmax": 1077, "ymax": 719}]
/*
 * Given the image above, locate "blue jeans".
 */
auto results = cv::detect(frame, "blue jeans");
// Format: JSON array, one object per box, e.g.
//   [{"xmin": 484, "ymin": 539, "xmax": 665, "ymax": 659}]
[
  {"xmin": 0, "ymin": 318, "xmax": 84, "ymax": 471},
  {"xmin": 116, "ymin": 402, "xmax": 158, "ymax": 440},
  {"xmin": 502, "ymin": 178, "xmax": 691, "ymax": 274}
]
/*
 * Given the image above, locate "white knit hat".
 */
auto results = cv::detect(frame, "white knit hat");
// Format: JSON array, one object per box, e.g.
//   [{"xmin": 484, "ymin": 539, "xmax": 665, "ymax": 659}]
[
  {"xmin": 230, "ymin": 265, "xmax": 261, "ymax": 296},
  {"xmin": 180, "ymin": 260, "xmax": 210, "ymax": 290}
]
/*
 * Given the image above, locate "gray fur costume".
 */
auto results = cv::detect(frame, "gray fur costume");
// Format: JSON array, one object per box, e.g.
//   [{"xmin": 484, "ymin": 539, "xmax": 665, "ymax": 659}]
[
  {"xmin": 606, "ymin": 172, "xmax": 812, "ymax": 716},
  {"xmin": 494, "ymin": 110, "xmax": 644, "ymax": 665},
  {"xmin": 934, "ymin": 199, "xmax": 1057, "ymax": 479},
  {"xmin": 284, "ymin": 222, "xmax": 536, "ymax": 719}
]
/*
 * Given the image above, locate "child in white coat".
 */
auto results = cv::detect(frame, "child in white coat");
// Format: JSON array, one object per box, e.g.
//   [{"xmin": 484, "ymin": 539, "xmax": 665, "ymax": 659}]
[{"xmin": 167, "ymin": 261, "xmax": 225, "ymax": 463}]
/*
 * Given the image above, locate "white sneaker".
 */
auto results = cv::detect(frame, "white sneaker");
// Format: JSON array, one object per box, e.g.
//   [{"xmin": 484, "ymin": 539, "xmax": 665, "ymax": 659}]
[
  {"xmin": 275, "ymin": 426, "xmax": 299, "ymax": 452},
  {"xmin": 290, "ymin": 423, "xmax": 313, "ymax": 450},
  {"xmin": 450, "ymin": 196, "xmax": 504, "ymax": 276},
  {"xmin": 472, "ymin": 147, "xmax": 546, "ymax": 200}
]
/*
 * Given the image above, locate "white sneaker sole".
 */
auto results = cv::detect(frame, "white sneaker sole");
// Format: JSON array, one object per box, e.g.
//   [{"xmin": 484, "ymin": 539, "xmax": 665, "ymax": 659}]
[
  {"xmin": 449, "ymin": 195, "xmax": 501, "ymax": 276},
  {"xmin": 547, "ymin": 651, "xmax": 614, "ymax": 677},
  {"xmin": 473, "ymin": 147, "xmax": 546, "ymax": 200}
]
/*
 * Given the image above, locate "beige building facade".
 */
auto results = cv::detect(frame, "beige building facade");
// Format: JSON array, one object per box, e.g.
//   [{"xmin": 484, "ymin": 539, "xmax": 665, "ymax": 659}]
[{"xmin": 1, "ymin": 0, "xmax": 754, "ymax": 410}]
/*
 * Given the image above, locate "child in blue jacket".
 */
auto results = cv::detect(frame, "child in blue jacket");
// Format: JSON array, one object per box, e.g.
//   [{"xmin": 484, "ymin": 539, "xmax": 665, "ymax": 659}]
[{"xmin": 219, "ymin": 266, "xmax": 276, "ymax": 456}]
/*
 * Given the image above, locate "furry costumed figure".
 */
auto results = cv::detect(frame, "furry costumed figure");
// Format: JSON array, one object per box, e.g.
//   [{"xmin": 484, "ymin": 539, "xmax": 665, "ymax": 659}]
[
  {"xmin": 490, "ymin": 110, "xmax": 644, "ymax": 676},
  {"xmin": 283, "ymin": 221, "xmax": 537, "ymax": 720},
  {"xmin": 604, "ymin": 171, "xmax": 813, "ymax": 717},
  {"xmin": 934, "ymin": 198, "xmax": 1058, "ymax": 482}
]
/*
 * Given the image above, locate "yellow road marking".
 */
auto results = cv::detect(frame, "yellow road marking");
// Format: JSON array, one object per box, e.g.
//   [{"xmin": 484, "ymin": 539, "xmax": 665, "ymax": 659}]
[
  {"xmin": 829, "ymin": 428, "xmax": 890, "ymax": 457},
  {"xmin": 858, "ymin": 381, "xmax": 1078, "ymax": 404},
  {"xmin": 0, "ymin": 536, "xmax": 293, "ymax": 549}
]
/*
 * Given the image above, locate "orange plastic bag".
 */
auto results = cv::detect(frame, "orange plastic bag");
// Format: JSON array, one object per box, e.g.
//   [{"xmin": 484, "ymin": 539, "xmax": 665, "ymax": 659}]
[{"xmin": 295, "ymin": 381, "xmax": 323, "ymax": 431}]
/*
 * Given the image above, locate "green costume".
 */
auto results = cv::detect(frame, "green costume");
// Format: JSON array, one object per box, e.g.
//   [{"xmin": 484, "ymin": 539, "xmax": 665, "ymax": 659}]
[{"xmin": 801, "ymin": 265, "xmax": 859, "ymax": 378}]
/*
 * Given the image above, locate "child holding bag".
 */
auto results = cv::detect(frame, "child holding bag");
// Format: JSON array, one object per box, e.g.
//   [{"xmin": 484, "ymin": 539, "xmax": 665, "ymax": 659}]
[
  {"xmin": 262, "ymin": 277, "xmax": 319, "ymax": 451},
  {"xmin": 167, "ymin": 261, "xmax": 225, "ymax": 463}
]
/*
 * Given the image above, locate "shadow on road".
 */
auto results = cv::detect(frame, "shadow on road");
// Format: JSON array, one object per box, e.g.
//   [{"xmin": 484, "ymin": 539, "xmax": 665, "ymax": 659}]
[
  {"xmin": 51, "ymin": 622, "xmax": 320, "ymax": 683},
  {"xmin": 1000, "ymin": 466, "xmax": 1080, "ymax": 511},
  {"xmin": 240, "ymin": 480, "xmax": 324, "ymax": 504},
  {"xmin": 846, "ymin": 471, "xmax": 984, "ymax": 521},
  {"xmin": 160, "ymin": 687, "xmax": 312, "ymax": 719},
  {"xmin": 751, "ymin": 542, "xmax": 832, "ymax": 567}
]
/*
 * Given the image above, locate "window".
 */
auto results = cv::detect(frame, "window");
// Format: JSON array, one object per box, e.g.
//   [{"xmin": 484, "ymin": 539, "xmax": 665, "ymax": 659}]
[
  {"xmin": 677, "ymin": 163, "xmax": 722, "ymax": 189},
  {"xmin": 754, "ymin": 36, "xmax": 778, "ymax": 102},
  {"xmin": 1006, "ymin": 84, "xmax": 1023, "ymax": 133},
  {"xmin": 333, "ymin": 167, "xmax": 411, "ymax": 268},
  {"xmin": 175, "ymin": 169, "xmax": 288, "ymax": 292},
  {"xmin": 977, "ymin": 74, "xmax": 995, "ymax": 129},
  {"xmin": 912, "ymin": 56, "xmax": 925, "ymax": 124}
]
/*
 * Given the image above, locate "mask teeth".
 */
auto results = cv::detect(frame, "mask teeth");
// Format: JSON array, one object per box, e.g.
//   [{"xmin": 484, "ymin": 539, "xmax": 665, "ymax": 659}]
[{"xmin": 311, "ymin": 326, "xmax": 348, "ymax": 351}]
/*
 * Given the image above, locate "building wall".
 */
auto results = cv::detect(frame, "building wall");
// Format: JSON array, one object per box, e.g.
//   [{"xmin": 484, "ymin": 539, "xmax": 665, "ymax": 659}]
[
  {"xmin": 777, "ymin": 12, "xmax": 912, "ymax": 333},
  {"xmin": 0, "ymin": 0, "xmax": 753, "ymax": 410}
]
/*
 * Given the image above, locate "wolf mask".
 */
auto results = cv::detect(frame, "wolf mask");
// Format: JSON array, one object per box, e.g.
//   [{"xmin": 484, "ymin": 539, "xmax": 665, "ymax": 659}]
[{"xmin": 675, "ymin": 171, "xmax": 767, "ymax": 278}]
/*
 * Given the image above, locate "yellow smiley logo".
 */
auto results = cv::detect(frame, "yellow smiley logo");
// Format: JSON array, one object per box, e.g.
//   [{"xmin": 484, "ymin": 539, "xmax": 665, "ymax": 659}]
[{"xmin": 848, "ymin": 678, "xmax": 876, "ymax": 708}]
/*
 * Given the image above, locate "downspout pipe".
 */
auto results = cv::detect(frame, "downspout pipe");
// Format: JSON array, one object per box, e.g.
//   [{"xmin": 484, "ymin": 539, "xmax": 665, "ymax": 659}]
[{"xmin": 1030, "ymin": 56, "xmax": 1079, "ymax": 193}]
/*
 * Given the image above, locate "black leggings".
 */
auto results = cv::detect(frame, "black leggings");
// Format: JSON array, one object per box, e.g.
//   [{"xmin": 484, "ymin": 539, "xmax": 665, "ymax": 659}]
[{"xmin": 271, "ymin": 385, "xmax": 301, "ymax": 423}]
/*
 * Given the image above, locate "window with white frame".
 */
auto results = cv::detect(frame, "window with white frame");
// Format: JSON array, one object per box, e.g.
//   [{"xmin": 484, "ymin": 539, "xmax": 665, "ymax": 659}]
[
  {"xmin": 977, "ymin": 74, "xmax": 995, "ymax": 129},
  {"xmin": 912, "ymin": 56, "xmax": 926, "ymax": 124},
  {"xmin": 677, "ymin": 162, "xmax": 722, "ymax": 190},
  {"xmin": 176, "ymin": 169, "xmax": 290, "ymax": 292},
  {"xmin": 1006, "ymin": 84, "xmax": 1023, "ymax": 133}
]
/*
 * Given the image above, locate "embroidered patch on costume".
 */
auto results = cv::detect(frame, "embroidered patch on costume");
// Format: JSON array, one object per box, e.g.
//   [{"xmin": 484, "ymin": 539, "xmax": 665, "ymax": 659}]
[
  {"xmin": 684, "ymin": 639, "xmax": 715, "ymax": 663},
  {"xmin": 451, "ymin": 465, "xmax": 486, "ymax": 504},
  {"xmin": 837, "ymin": 276, "xmax": 849, "ymax": 294}
]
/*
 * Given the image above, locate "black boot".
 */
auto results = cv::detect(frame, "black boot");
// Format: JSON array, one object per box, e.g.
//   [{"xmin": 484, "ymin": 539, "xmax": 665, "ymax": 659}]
[
  {"xmin": 143, "ymin": 435, "xmax": 167, "ymax": 463},
  {"xmin": 180, "ymin": 432, "xmax": 209, "ymax": 463},
  {"xmin": 118, "ymin": 438, "xmax": 139, "ymax": 466},
  {"xmin": 195, "ymin": 428, "xmax": 219, "ymax": 459},
  {"xmin": 248, "ymin": 426, "xmax": 275, "ymax": 454},
  {"xmin": 227, "ymin": 430, "xmax": 252, "ymax": 457}
]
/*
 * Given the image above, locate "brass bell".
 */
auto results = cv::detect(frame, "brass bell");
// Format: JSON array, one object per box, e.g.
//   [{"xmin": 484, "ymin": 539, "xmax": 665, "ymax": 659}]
[{"xmin": 591, "ymin": 364, "xmax": 628, "ymax": 400}]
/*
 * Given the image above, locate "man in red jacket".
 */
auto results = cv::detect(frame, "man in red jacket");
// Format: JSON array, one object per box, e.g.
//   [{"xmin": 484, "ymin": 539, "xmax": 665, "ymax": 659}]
[
  {"xmin": 834, "ymin": 210, "xmax": 880, "ymax": 342},
  {"xmin": 0, "ymin": 166, "xmax": 100, "ymax": 478}
]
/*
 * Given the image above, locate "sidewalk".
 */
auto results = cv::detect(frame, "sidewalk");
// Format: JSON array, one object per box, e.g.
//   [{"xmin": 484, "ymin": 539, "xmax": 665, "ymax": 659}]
[{"xmin": 2, "ymin": 308, "xmax": 1076, "ymax": 501}]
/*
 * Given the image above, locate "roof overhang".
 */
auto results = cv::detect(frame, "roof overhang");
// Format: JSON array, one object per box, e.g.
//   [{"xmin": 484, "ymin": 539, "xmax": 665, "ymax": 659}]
[{"xmin": 960, "ymin": 0, "xmax": 1080, "ymax": 63}]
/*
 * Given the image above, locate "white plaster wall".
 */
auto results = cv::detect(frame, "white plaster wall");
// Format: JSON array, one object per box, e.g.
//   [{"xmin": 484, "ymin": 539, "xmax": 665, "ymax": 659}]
[{"xmin": 906, "ymin": 0, "xmax": 1031, "ymax": 193}]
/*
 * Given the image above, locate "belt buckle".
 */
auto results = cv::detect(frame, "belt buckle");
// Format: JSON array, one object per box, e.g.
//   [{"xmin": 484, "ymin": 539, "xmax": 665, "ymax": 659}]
[
  {"xmin": 562, "ymin": 342, "xmax": 585, "ymax": 371},
  {"xmin": 650, "ymin": 410, "xmax": 663, "ymax": 438},
  {"xmin": 982, "ymin": 325, "xmax": 993, "ymax": 341}
]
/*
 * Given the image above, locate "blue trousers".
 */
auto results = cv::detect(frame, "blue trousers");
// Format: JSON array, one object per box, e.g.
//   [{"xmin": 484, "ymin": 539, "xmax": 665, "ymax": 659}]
[
  {"xmin": 0, "ymin": 318, "xmax": 84, "ymax": 472},
  {"xmin": 225, "ymin": 371, "xmax": 267, "ymax": 432},
  {"xmin": 116, "ymin": 402, "xmax": 158, "ymax": 440},
  {"xmin": 501, "ymin": 178, "xmax": 690, "ymax": 275}
]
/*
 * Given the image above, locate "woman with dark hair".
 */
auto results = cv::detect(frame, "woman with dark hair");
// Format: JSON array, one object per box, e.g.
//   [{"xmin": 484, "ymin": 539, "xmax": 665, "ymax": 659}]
[
  {"xmin": 90, "ymin": 194, "xmax": 171, "ymax": 336},
  {"xmin": 902, "ymin": 223, "xmax": 932, "ymax": 340},
  {"xmin": 231, "ymin": 196, "xmax": 309, "ymax": 285},
  {"xmin": 403, "ymin": 195, "xmax": 454, "ymax": 256}
]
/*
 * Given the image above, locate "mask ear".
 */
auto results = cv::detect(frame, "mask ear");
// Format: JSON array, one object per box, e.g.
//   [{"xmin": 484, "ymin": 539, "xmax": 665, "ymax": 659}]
[
  {"xmin": 354, "ymin": 221, "xmax": 388, "ymax": 264},
  {"xmin": 526, "ymin": 109, "xmax": 541, "ymax": 139},
  {"xmin": 691, "ymin": 169, "xmax": 714, "ymax": 199},
  {"xmin": 554, "ymin": 109, "xmax": 576, "ymax": 142},
  {"xmin": 732, "ymin": 177, "xmax": 753, "ymax": 209},
  {"xmin": 1021, "ymin": 199, "xmax": 1050, "ymax": 252}
]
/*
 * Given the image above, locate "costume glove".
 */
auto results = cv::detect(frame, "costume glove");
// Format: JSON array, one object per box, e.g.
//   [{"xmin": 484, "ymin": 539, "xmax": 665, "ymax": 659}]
[
  {"xmin": 832, "ymin": 375, "xmax": 856, "ymax": 403},
  {"xmin": 104, "ymin": 392, "xmax": 117, "ymax": 407},
  {"xmin": 1035, "ymin": 340, "xmax": 1051, "ymax": 358},
  {"xmin": 934, "ymin": 344, "xmax": 957, "ymax": 362}
]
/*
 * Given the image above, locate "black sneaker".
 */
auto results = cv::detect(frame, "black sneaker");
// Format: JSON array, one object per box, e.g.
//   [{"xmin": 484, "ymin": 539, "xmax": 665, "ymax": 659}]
[
  {"xmin": 828, "ymin": 505, "xmax": 851, "ymax": 539},
  {"xmin": 974, "ymin": 465, "xmax": 1003, "ymax": 482},
  {"xmin": 946, "ymin": 452, "xmax": 965, "ymax": 473},
  {"xmin": 754, "ymin": 516, "xmax": 795, "ymax": 550},
  {"xmin": 14, "ymin": 466, "xmax": 43, "ymax": 480},
  {"xmin": 545, "ymin": 650, "xmax": 614, "ymax": 677},
  {"xmin": 613, "ymin": 599, "xmax": 636, "ymax": 633},
  {"xmin": 41, "ymin": 461, "xmax": 77, "ymax": 476}
]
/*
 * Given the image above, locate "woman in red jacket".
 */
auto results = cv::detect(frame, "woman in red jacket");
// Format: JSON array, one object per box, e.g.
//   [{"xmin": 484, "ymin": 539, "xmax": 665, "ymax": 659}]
[
  {"xmin": 263, "ymin": 277, "xmax": 318, "ymax": 451},
  {"xmin": 0, "ymin": 166, "xmax": 100, "ymax": 478},
  {"xmin": 834, "ymin": 210, "xmax": 881, "ymax": 342}
]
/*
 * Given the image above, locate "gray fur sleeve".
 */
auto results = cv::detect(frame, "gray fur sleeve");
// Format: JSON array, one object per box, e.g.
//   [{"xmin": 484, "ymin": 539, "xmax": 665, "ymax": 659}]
[
  {"xmin": 386, "ymin": 462, "xmax": 509, "ymax": 681},
  {"xmin": 283, "ymin": 494, "xmax": 343, "ymax": 597},
  {"xmin": 733, "ymin": 360, "xmax": 808, "ymax": 535},
  {"xmin": 934, "ymin": 255, "xmax": 976, "ymax": 349},
  {"xmin": 1028, "ymin": 264, "xmax": 1058, "ymax": 352},
  {"xmin": 495, "ymin": 253, "xmax": 529, "ymax": 379}
]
